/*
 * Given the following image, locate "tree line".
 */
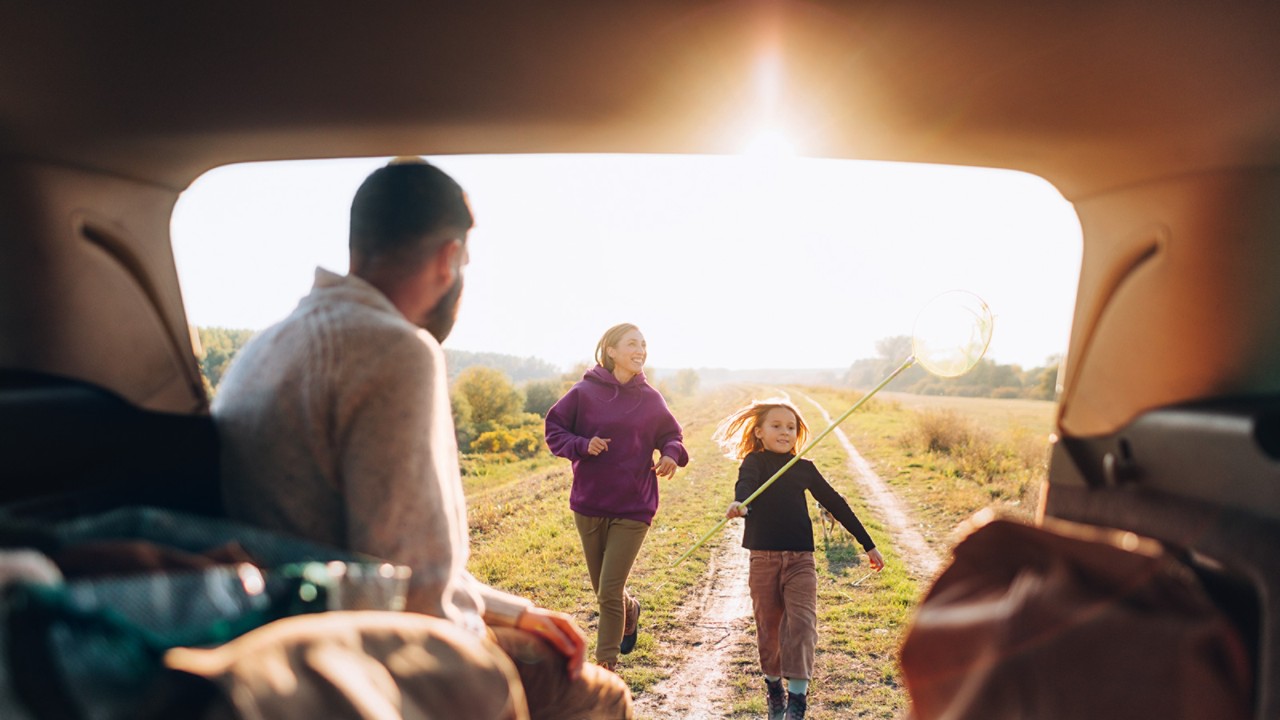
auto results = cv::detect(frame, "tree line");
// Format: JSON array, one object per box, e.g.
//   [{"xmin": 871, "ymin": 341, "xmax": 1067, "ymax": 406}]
[
  {"xmin": 197, "ymin": 328, "xmax": 562, "ymax": 397},
  {"xmin": 843, "ymin": 335, "xmax": 1059, "ymax": 400},
  {"xmin": 197, "ymin": 327, "xmax": 256, "ymax": 398},
  {"xmin": 197, "ymin": 326, "xmax": 1053, "ymax": 465}
]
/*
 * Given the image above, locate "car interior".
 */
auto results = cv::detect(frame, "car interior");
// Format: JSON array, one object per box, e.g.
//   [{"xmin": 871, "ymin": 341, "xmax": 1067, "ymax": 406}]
[{"xmin": 2, "ymin": 1, "xmax": 1279, "ymax": 717}]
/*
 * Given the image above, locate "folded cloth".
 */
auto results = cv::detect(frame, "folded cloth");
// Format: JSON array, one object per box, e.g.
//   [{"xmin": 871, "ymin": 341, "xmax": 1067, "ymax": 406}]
[
  {"xmin": 166, "ymin": 611, "xmax": 529, "ymax": 720},
  {"xmin": 900, "ymin": 514, "xmax": 1253, "ymax": 720}
]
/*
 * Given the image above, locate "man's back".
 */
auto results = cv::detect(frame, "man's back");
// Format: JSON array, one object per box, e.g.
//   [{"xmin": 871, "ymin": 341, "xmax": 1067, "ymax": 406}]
[{"xmin": 213, "ymin": 267, "xmax": 483, "ymax": 623}]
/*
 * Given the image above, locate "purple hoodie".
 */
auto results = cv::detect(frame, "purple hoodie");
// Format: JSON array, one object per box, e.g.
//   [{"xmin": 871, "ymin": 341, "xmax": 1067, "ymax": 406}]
[{"xmin": 544, "ymin": 365, "xmax": 689, "ymax": 524}]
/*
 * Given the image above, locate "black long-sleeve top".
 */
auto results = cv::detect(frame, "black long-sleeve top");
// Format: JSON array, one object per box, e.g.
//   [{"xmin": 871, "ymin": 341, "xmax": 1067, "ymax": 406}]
[{"xmin": 735, "ymin": 451, "xmax": 876, "ymax": 552}]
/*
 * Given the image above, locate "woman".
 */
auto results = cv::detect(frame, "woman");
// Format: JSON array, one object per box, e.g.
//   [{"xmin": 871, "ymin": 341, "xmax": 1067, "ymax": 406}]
[{"xmin": 544, "ymin": 323, "xmax": 689, "ymax": 671}]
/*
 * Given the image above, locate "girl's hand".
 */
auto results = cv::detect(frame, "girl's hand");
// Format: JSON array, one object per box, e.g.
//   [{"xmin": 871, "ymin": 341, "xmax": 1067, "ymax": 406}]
[
  {"xmin": 653, "ymin": 455, "xmax": 678, "ymax": 478},
  {"xmin": 867, "ymin": 548, "xmax": 885, "ymax": 571},
  {"xmin": 587, "ymin": 437, "xmax": 611, "ymax": 456},
  {"xmin": 725, "ymin": 501, "xmax": 749, "ymax": 519}
]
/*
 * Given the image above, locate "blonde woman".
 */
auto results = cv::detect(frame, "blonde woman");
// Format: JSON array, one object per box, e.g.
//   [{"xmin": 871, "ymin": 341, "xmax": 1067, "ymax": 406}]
[{"xmin": 544, "ymin": 323, "xmax": 688, "ymax": 671}]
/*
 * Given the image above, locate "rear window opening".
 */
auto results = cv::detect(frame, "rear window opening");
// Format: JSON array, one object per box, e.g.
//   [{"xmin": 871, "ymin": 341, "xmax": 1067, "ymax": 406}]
[{"xmin": 171, "ymin": 153, "xmax": 1083, "ymax": 379}]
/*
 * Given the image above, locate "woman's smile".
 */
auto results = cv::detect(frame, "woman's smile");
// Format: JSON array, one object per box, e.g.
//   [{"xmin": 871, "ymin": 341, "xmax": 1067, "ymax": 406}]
[{"xmin": 608, "ymin": 329, "xmax": 648, "ymax": 381}]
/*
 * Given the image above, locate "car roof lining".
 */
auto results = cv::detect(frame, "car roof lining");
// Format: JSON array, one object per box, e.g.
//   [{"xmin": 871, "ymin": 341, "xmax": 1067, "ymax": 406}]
[{"xmin": 3, "ymin": 2, "xmax": 1279, "ymax": 198}]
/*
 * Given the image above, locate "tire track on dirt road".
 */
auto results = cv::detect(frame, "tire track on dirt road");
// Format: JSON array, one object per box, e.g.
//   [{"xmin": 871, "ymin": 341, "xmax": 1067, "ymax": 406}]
[{"xmin": 633, "ymin": 522, "xmax": 752, "ymax": 720}]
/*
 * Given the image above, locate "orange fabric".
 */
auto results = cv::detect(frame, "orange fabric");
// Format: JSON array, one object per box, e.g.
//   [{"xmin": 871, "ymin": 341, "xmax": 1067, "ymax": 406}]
[{"xmin": 900, "ymin": 517, "xmax": 1253, "ymax": 720}]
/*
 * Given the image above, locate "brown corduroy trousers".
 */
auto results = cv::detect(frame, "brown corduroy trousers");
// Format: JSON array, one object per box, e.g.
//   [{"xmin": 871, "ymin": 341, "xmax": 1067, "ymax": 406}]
[{"xmin": 748, "ymin": 550, "xmax": 819, "ymax": 680}]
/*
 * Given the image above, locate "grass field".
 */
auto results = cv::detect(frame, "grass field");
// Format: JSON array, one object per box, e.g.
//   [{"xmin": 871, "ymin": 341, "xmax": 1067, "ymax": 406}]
[
  {"xmin": 465, "ymin": 385, "xmax": 1057, "ymax": 717},
  {"xmin": 879, "ymin": 391, "xmax": 1057, "ymax": 434}
]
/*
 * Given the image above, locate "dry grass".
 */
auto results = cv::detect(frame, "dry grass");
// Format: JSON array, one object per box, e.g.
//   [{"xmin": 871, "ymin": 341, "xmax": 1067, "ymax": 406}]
[{"xmin": 898, "ymin": 407, "xmax": 1048, "ymax": 527}]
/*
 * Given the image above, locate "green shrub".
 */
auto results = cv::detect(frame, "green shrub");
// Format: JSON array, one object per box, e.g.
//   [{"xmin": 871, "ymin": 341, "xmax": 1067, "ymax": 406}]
[
  {"xmin": 511, "ymin": 430, "xmax": 544, "ymax": 458},
  {"xmin": 523, "ymin": 379, "xmax": 567, "ymax": 417},
  {"xmin": 454, "ymin": 366, "xmax": 524, "ymax": 428},
  {"xmin": 472, "ymin": 428, "xmax": 516, "ymax": 454}
]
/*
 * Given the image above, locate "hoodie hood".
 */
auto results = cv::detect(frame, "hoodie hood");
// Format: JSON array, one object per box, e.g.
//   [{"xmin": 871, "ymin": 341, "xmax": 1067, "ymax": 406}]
[
  {"xmin": 544, "ymin": 363, "xmax": 690, "ymax": 525},
  {"xmin": 582, "ymin": 364, "xmax": 647, "ymax": 407}
]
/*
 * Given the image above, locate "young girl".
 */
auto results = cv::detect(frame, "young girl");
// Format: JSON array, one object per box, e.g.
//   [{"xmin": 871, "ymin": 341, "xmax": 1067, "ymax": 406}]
[
  {"xmin": 545, "ymin": 323, "xmax": 689, "ymax": 672},
  {"xmin": 717, "ymin": 399, "xmax": 885, "ymax": 720}
]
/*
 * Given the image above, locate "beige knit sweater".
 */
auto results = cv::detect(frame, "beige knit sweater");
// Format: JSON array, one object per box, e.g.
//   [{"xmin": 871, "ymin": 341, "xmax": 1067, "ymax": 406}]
[{"xmin": 213, "ymin": 268, "xmax": 530, "ymax": 633}]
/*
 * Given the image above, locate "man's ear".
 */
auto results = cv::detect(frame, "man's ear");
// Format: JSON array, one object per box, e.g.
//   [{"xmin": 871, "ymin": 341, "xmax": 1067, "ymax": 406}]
[{"xmin": 431, "ymin": 239, "xmax": 465, "ymax": 284}]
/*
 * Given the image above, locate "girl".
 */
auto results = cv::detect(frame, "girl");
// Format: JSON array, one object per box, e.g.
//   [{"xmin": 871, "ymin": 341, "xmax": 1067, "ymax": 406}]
[
  {"xmin": 545, "ymin": 323, "xmax": 689, "ymax": 671},
  {"xmin": 718, "ymin": 399, "xmax": 885, "ymax": 720}
]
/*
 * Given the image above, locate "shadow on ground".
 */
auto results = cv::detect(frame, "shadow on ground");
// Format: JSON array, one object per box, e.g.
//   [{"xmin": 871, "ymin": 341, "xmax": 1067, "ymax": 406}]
[{"xmin": 821, "ymin": 536, "xmax": 864, "ymax": 576}]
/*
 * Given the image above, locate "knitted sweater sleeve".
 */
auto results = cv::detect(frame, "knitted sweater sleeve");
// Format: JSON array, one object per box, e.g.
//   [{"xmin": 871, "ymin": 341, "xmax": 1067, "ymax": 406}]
[{"xmin": 336, "ymin": 330, "xmax": 529, "ymax": 627}]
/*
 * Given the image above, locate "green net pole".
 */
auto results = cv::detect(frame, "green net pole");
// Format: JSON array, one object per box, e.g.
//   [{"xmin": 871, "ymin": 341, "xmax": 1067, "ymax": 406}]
[{"xmin": 672, "ymin": 355, "xmax": 917, "ymax": 567}]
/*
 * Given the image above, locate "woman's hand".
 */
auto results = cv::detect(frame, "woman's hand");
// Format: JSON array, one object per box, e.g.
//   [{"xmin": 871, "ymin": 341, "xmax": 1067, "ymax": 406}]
[
  {"xmin": 587, "ymin": 436, "xmax": 611, "ymax": 456},
  {"xmin": 867, "ymin": 548, "xmax": 885, "ymax": 571},
  {"xmin": 725, "ymin": 501, "xmax": 749, "ymax": 519},
  {"xmin": 515, "ymin": 606, "xmax": 587, "ymax": 680},
  {"xmin": 653, "ymin": 455, "xmax": 678, "ymax": 478}
]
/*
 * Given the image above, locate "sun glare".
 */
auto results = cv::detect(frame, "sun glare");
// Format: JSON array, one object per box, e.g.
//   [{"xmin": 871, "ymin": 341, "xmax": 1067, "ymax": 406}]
[
  {"xmin": 742, "ymin": 127, "xmax": 798, "ymax": 157},
  {"xmin": 740, "ymin": 48, "xmax": 800, "ymax": 157}
]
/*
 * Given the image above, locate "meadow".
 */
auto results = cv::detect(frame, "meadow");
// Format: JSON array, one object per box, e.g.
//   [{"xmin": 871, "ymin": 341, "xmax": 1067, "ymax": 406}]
[{"xmin": 464, "ymin": 385, "xmax": 1056, "ymax": 718}]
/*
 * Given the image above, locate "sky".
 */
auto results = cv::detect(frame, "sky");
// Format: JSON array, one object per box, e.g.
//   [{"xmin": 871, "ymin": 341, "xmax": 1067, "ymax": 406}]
[{"xmin": 171, "ymin": 153, "xmax": 1082, "ymax": 373}]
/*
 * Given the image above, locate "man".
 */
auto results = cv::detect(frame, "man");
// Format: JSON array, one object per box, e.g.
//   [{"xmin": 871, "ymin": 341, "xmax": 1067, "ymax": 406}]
[{"xmin": 214, "ymin": 158, "xmax": 632, "ymax": 719}]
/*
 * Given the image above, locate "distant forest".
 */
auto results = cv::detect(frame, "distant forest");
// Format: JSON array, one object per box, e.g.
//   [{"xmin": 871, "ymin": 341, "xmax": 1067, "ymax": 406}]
[
  {"xmin": 841, "ymin": 335, "xmax": 1059, "ymax": 401},
  {"xmin": 197, "ymin": 328, "xmax": 1059, "ymax": 402},
  {"xmin": 197, "ymin": 327, "xmax": 561, "ymax": 396}
]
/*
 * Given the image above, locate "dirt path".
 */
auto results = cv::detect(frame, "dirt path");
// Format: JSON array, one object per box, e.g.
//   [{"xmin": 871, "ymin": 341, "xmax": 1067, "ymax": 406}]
[
  {"xmin": 633, "ymin": 522, "xmax": 752, "ymax": 719},
  {"xmin": 634, "ymin": 392, "xmax": 940, "ymax": 718}
]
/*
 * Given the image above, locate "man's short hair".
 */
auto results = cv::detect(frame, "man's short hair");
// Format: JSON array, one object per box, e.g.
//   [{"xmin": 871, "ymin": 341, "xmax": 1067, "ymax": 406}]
[{"xmin": 349, "ymin": 159, "xmax": 474, "ymax": 261}]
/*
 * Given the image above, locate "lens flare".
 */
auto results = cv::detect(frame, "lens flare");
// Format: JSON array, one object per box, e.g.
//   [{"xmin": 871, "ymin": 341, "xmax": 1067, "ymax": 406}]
[{"xmin": 912, "ymin": 290, "xmax": 994, "ymax": 377}]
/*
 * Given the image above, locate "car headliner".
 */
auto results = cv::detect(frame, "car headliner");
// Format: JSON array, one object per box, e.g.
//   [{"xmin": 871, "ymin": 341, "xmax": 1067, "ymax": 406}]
[{"xmin": 2, "ymin": 2, "xmax": 1278, "ymax": 198}]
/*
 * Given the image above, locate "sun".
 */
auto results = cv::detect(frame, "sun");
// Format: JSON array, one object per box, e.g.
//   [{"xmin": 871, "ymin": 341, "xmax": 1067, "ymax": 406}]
[
  {"xmin": 742, "ymin": 126, "xmax": 798, "ymax": 158},
  {"xmin": 739, "ymin": 49, "xmax": 800, "ymax": 157}
]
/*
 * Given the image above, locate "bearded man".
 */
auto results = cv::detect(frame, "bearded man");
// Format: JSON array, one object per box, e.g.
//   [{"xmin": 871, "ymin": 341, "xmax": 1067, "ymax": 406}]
[{"xmin": 214, "ymin": 158, "xmax": 632, "ymax": 719}]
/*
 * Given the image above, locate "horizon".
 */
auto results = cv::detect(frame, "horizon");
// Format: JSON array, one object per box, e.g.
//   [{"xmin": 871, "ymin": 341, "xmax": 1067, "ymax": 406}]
[{"xmin": 196, "ymin": 325, "xmax": 1063, "ymax": 375}]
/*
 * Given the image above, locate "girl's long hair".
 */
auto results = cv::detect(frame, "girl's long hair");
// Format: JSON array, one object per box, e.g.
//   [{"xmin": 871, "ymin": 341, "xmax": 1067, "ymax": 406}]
[{"xmin": 711, "ymin": 399, "xmax": 809, "ymax": 460}]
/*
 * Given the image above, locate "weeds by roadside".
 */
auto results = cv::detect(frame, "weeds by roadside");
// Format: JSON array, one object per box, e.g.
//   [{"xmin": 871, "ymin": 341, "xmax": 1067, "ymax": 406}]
[{"xmin": 898, "ymin": 407, "xmax": 1048, "ymax": 526}]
